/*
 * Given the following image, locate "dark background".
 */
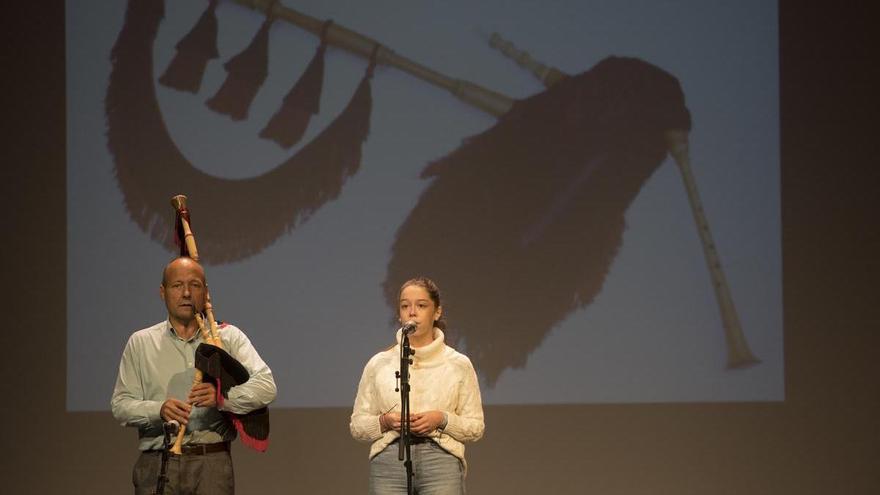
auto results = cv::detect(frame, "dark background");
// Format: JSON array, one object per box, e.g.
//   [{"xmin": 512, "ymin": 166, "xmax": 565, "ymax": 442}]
[{"xmin": 2, "ymin": 1, "xmax": 878, "ymax": 493}]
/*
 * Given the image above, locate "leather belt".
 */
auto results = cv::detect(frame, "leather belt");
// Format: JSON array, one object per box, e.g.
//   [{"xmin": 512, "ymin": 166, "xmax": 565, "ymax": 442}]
[
  {"xmin": 178, "ymin": 442, "xmax": 230, "ymax": 455},
  {"xmin": 147, "ymin": 442, "xmax": 230, "ymax": 456}
]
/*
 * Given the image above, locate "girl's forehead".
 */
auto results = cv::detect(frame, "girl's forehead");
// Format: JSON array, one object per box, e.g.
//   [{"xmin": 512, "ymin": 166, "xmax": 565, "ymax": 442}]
[{"xmin": 400, "ymin": 284, "xmax": 431, "ymax": 299}]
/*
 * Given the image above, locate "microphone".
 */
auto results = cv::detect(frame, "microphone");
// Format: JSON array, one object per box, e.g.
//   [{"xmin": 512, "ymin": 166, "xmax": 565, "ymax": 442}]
[
  {"xmin": 400, "ymin": 321, "xmax": 418, "ymax": 335},
  {"xmin": 163, "ymin": 420, "xmax": 180, "ymax": 435}
]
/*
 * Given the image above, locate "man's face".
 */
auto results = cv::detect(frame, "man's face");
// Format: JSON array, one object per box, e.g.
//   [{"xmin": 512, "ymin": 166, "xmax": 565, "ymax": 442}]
[{"xmin": 159, "ymin": 258, "xmax": 207, "ymax": 325}]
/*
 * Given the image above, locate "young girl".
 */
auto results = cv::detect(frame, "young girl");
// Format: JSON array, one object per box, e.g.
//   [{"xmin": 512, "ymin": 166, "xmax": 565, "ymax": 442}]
[{"xmin": 350, "ymin": 277, "xmax": 485, "ymax": 494}]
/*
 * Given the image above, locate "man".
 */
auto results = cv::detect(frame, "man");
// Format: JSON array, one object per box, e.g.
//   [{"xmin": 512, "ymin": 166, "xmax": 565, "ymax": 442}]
[{"xmin": 111, "ymin": 257, "xmax": 277, "ymax": 494}]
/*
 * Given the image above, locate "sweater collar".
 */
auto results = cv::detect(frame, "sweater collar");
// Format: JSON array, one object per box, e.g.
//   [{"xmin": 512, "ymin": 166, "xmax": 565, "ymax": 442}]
[{"xmin": 395, "ymin": 328, "xmax": 446, "ymax": 366}]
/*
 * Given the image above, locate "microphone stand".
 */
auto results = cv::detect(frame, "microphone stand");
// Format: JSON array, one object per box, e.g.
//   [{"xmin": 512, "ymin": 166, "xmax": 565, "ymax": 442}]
[
  {"xmin": 154, "ymin": 421, "xmax": 178, "ymax": 495},
  {"xmin": 397, "ymin": 331, "xmax": 416, "ymax": 494}
]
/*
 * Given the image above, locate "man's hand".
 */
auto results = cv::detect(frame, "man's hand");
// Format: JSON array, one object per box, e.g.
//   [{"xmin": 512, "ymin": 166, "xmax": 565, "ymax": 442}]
[
  {"xmin": 161, "ymin": 398, "xmax": 192, "ymax": 425},
  {"xmin": 188, "ymin": 382, "xmax": 218, "ymax": 408}
]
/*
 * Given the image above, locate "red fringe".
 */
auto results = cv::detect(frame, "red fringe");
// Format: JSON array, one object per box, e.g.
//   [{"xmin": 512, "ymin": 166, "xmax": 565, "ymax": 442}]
[
  {"xmin": 232, "ymin": 415, "xmax": 270, "ymax": 452},
  {"xmin": 216, "ymin": 375, "xmax": 269, "ymax": 452}
]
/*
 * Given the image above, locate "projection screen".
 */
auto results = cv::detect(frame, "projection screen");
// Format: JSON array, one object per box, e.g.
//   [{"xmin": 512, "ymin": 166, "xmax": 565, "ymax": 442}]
[{"xmin": 67, "ymin": 0, "xmax": 781, "ymax": 410}]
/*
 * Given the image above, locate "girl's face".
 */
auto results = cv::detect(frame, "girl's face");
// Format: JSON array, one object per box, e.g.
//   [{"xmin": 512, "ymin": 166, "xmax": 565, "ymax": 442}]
[{"xmin": 398, "ymin": 284, "xmax": 442, "ymax": 339}]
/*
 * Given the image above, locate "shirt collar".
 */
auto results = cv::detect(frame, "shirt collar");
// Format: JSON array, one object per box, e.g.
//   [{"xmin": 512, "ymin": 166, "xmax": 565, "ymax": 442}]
[{"xmin": 164, "ymin": 319, "xmax": 201, "ymax": 342}]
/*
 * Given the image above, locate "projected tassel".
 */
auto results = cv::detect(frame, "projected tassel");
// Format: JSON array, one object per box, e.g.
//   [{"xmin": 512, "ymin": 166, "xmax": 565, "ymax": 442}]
[
  {"xmin": 205, "ymin": 16, "xmax": 274, "ymax": 120},
  {"xmin": 310, "ymin": 45, "xmax": 378, "ymax": 179},
  {"xmin": 259, "ymin": 22, "xmax": 332, "ymax": 149},
  {"xmin": 158, "ymin": 0, "xmax": 220, "ymax": 93}
]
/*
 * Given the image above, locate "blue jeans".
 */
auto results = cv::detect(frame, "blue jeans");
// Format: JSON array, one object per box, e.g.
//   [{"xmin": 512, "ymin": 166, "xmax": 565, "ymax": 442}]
[{"xmin": 370, "ymin": 441, "xmax": 465, "ymax": 495}]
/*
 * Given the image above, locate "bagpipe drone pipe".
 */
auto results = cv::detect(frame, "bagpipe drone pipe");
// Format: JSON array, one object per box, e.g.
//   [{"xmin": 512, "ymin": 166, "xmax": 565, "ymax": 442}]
[{"xmin": 168, "ymin": 194, "xmax": 270, "ymax": 453}]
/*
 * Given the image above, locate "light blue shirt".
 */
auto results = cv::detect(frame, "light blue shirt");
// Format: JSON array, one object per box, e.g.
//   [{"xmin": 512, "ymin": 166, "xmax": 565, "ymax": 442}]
[{"xmin": 111, "ymin": 320, "xmax": 276, "ymax": 450}]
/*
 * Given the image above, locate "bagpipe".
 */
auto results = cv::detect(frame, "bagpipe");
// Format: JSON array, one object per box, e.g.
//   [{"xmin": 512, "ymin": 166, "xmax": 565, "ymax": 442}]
[{"xmin": 169, "ymin": 194, "xmax": 269, "ymax": 453}]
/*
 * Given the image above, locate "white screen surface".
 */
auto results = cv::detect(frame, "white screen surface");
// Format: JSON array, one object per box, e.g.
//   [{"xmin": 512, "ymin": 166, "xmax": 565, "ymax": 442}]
[{"xmin": 67, "ymin": 0, "xmax": 781, "ymax": 410}]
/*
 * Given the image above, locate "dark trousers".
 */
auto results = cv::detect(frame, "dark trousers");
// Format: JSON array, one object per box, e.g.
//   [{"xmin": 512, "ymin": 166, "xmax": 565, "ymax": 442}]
[{"xmin": 133, "ymin": 450, "xmax": 234, "ymax": 495}]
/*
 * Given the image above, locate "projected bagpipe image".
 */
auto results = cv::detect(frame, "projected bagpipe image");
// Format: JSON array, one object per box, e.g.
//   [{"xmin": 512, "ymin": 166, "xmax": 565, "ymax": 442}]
[{"xmin": 104, "ymin": 0, "xmax": 767, "ymax": 402}]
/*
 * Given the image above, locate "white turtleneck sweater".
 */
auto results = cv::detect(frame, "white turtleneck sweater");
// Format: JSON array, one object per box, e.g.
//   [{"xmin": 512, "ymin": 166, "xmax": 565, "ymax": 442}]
[{"xmin": 350, "ymin": 328, "xmax": 485, "ymax": 465}]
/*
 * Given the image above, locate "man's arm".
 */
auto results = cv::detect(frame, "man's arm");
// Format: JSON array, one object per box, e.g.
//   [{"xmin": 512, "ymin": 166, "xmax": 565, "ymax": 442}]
[
  {"xmin": 110, "ymin": 335, "xmax": 163, "ymax": 427},
  {"xmin": 217, "ymin": 325, "xmax": 277, "ymax": 415}
]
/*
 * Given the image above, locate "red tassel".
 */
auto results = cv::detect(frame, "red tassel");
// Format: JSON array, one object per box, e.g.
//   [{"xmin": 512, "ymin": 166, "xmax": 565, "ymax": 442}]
[
  {"xmin": 174, "ymin": 207, "xmax": 193, "ymax": 256},
  {"xmin": 205, "ymin": 17, "xmax": 273, "ymax": 120},
  {"xmin": 233, "ymin": 415, "xmax": 270, "ymax": 452},
  {"xmin": 230, "ymin": 409, "xmax": 270, "ymax": 452},
  {"xmin": 158, "ymin": 0, "xmax": 219, "ymax": 93},
  {"xmin": 259, "ymin": 42, "xmax": 326, "ymax": 148}
]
